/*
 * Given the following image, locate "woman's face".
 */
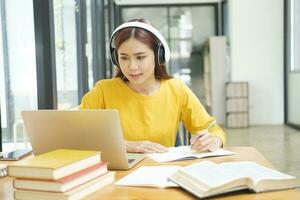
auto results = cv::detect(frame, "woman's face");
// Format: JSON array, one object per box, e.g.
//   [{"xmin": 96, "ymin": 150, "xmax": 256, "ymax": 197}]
[{"xmin": 118, "ymin": 37, "xmax": 156, "ymax": 86}]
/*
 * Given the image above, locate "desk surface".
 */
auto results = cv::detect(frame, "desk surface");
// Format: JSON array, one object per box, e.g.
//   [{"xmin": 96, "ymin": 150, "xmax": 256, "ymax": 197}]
[{"xmin": 1, "ymin": 147, "xmax": 300, "ymax": 200}]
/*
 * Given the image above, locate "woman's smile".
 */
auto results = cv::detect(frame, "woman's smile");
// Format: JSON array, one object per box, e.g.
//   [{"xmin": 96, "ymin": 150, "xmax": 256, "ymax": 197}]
[{"xmin": 129, "ymin": 73, "xmax": 143, "ymax": 79}]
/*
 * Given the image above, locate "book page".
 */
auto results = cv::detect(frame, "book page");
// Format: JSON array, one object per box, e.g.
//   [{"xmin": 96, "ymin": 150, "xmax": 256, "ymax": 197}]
[
  {"xmin": 180, "ymin": 161, "xmax": 246, "ymax": 188},
  {"xmin": 147, "ymin": 146, "xmax": 235, "ymax": 162},
  {"xmin": 220, "ymin": 161, "xmax": 296, "ymax": 185},
  {"xmin": 115, "ymin": 166, "xmax": 180, "ymax": 188}
]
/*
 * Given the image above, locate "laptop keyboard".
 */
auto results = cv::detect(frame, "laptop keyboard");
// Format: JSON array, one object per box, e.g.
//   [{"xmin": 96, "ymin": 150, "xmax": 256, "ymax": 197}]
[{"xmin": 128, "ymin": 158, "xmax": 135, "ymax": 163}]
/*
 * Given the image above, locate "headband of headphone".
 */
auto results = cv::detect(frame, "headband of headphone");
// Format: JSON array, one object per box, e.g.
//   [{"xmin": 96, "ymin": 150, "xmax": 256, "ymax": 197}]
[{"xmin": 109, "ymin": 21, "xmax": 171, "ymax": 66}]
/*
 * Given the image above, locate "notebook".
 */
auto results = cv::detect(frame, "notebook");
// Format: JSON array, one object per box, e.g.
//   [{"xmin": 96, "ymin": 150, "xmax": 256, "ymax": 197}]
[{"xmin": 147, "ymin": 146, "xmax": 235, "ymax": 162}]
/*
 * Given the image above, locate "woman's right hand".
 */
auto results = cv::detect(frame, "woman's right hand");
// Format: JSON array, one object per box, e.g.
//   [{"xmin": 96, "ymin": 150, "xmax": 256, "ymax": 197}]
[{"xmin": 125, "ymin": 141, "xmax": 168, "ymax": 153}]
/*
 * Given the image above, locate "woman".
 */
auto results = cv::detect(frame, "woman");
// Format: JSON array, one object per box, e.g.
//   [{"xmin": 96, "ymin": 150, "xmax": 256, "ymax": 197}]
[{"xmin": 80, "ymin": 19, "xmax": 226, "ymax": 153}]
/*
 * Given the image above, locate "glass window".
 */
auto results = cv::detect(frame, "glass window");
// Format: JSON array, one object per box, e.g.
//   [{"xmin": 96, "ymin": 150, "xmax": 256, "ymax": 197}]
[
  {"xmin": 0, "ymin": 0, "xmax": 36, "ymax": 151},
  {"xmin": 86, "ymin": 0, "xmax": 94, "ymax": 89},
  {"xmin": 289, "ymin": 0, "xmax": 300, "ymax": 72},
  {"xmin": 105, "ymin": 0, "xmax": 112, "ymax": 78},
  {"xmin": 170, "ymin": 6, "xmax": 216, "ymax": 103},
  {"xmin": 53, "ymin": 0, "xmax": 79, "ymax": 109},
  {"xmin": 121, "ymin": 7, "xmax": 168, "ymax": 41},
  {"xmin": 287, "ymin": 0, "xmax": 300, "ymax": 126}
]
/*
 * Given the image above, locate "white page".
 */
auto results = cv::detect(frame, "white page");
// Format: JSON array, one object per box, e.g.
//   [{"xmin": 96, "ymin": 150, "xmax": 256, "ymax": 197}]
[
  {"xmin": 179, "ymin": 161, "xmax": 246, "ymax": 188},
  {"xmin": 147, "ymin": 146, "xmax": 235, "ymax": 162},
  {"xmin": 115, "ymin": 166, "xmax": 180, "ymax": 188},
  {"xmin": 220, "ymin": 161, "xmax": 296, "ymax": 185}
]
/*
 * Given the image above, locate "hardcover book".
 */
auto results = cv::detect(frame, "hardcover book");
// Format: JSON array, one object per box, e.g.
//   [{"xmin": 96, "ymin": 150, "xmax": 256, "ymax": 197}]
[
  {"xmin": 8, "ymin": 149, "xmax": 101, "ymax": 180},
  {"xmin": 13, "ymin": 162, "xmax": 108, "ymax": 192},
  {"xmin": 168, "ymin": 161, "xmax": 300, "ymax": 198}
]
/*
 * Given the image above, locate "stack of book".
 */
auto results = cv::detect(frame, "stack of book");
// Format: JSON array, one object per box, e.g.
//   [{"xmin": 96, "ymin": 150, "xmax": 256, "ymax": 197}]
[{"xmin": 8, "ymin": 149, "xmax": 115, "ymax": 200}]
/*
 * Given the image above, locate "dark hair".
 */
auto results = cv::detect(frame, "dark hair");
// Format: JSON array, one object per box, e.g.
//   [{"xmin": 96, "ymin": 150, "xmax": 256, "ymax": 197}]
[{"xmin": 113, "ymin": 18, "xmax": 172, "ymax": 80}]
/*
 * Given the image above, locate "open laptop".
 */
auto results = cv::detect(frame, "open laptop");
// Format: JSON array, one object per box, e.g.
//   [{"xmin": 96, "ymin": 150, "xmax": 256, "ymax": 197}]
[{"xmin": 21, "ymin": 109, "xmax": 145, "ymax": 170}]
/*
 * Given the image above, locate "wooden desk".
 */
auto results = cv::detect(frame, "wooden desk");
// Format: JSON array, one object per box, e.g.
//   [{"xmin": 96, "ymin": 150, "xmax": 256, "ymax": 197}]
[{"xmin": 1, "ymin": 147, "xmax": 300, "ymax": 200}]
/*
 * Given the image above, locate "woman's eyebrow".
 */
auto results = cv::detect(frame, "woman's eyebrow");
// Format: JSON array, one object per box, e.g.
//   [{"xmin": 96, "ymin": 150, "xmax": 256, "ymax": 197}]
[
  {"xmin": 133, "ymin": 52, "xmax": 146, "ymax": 55},
  {"xmin": 119, "ymin": 52, "xmax": 146, "ymax": 56}
]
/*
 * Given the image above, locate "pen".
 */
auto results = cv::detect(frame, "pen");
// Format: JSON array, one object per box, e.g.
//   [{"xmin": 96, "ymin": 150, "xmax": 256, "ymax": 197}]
[
  {"xmin": 191, "ymin": 121, "xmax": 217, "ymax": 149},
  {"xmin": 205, "ymin": 120, "xmax": 217, "ymax": 131}
]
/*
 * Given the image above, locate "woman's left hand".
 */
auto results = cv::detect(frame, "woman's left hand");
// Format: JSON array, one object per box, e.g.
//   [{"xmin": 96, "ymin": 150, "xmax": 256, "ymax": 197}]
[{"xmin": 190, "ymin": 130, "xmax": 222, "ymax": 152}]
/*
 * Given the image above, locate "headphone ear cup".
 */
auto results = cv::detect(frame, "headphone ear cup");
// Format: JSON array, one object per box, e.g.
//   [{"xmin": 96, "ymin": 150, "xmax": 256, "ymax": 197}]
[
  {"xmin": 110, "ymin": 48, "xmax": 119, "ymax": 67},
  {"xmin": 157, "ymin": 43, "xmax": 165, "ymax": 65}
]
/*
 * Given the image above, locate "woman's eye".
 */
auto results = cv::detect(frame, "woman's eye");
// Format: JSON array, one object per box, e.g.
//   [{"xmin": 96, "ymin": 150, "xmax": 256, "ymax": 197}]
[
  {"xmin": 120, "ymin": 57, "xmax": 128, "ymax": 61},
  {"xmin": 137, "ymin": 56, "xmax": 145, "ymax": 60}
]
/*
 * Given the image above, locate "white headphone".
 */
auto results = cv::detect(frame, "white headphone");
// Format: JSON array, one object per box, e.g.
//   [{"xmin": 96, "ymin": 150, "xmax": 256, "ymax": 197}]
[{"xmin": 109, "ymin": 21, "xmax": 171, "ymax": 66}]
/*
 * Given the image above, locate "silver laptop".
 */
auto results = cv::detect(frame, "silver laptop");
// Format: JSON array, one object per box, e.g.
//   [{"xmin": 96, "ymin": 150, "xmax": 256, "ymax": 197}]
[{"xmin": 21, "ymin": 109, "xmax": 145, "ymax": 170}]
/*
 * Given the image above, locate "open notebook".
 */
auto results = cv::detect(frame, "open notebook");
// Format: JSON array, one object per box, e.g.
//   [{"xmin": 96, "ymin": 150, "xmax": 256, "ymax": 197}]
[{"xmin": 146, "ymin": 146, "xmax": 235, "ymax": 162}]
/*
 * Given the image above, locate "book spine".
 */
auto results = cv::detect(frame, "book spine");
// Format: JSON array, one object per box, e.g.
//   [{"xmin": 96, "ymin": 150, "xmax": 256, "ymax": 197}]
[
  {"xmin": 13, "ymin": 163, "xmax": 109, "ymax": 192},
  {"xmin": 57, "ymin": 162, "xmax": 107, "ymax": 183},
  {"xmin": 63, "ymin": 172, "xmax": 110, "ymax": 193}
]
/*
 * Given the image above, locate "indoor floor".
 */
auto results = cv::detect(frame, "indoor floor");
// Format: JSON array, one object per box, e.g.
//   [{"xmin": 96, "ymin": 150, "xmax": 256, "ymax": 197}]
[{"xmin": 225, "ymin": 125, "xmax": 300, "ymax": 178}]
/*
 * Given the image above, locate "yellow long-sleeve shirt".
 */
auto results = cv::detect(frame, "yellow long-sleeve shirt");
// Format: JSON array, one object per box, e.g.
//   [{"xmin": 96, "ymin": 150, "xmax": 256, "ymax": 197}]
[{"xmin": 80, "ymin": 77, "xmax": 226, "ymax": 147}]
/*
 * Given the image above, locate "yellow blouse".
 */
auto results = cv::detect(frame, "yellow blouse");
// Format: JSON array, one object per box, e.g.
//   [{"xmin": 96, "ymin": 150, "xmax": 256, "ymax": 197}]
[{"xmin": 80, "ymin": 77, "xmax": 226, "ymax": 147}]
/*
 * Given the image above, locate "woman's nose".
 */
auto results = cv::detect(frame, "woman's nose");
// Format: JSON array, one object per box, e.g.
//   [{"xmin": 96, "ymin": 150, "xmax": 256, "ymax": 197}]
[{"xmin": 128, "ymin": 59, "xmax": 139, "ymax": 70}]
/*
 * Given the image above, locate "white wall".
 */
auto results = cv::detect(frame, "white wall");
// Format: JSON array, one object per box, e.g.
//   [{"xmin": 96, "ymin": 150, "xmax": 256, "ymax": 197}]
[{"xmin": 228, "ymin": 0, "xmax": 284, "ymax": 125}]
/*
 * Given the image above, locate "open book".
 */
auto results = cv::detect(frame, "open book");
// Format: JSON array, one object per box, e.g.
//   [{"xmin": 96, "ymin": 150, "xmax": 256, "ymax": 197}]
[
  {"xmin": 115, "ymin": 166, "xmax": 180, "ymax": 188},
  {"xmin": 147, "ymin": 146, "xmax": 235, "ymax": 162},
  {"xmin": 168, "ymin": 161, "xmax": 300, "ymax": 198}
]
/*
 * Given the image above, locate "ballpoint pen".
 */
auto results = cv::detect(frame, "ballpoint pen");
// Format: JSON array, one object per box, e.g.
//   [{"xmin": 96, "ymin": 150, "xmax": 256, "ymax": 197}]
[
  {"xmin": 191, "ymin": 120, "xmax": 217, "ymax": 149},
  {"xmin": 205, "ymin": 120, "xmax": 217, "ymax": 132}
]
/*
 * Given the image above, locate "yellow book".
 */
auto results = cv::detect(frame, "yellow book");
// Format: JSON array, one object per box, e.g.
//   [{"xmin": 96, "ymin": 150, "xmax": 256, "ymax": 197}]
[{"xmin": 8, "ymin": 149, "xmax": 101, "ymax": 180}]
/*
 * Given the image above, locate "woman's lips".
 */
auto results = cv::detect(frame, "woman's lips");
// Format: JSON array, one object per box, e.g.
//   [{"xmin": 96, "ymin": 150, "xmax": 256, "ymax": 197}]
[{"xmin": 129, "ymin": 73, "xmax": 142, "ymax": 78}]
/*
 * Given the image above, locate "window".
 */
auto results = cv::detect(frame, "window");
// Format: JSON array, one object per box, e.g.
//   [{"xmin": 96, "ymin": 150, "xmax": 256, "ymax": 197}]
[
  {"xmin": 288, "ymin": 0, "xmax": 300, "ymax": 72},
  {"xmin": 53, "ymin": 0, "xmax": 79, "ymax": 109},
  {"xmin": 0, "ymin": 0, "xmax": 36, "ymax": 151},
  {"xmin": 0, "ymin": 0, "xmax": 112, "ymax": 151}
]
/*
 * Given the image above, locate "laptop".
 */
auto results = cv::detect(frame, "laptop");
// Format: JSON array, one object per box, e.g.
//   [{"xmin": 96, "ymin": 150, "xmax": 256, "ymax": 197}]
[{"xmin": 21, "ymin": 109, "xmax": 145, "ymax": 170}]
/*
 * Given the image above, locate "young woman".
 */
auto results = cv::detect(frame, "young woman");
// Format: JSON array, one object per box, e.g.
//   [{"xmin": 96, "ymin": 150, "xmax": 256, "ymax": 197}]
[{"xmin": 80, "ymin": 19, "xmax": 226, "ymax": 153}]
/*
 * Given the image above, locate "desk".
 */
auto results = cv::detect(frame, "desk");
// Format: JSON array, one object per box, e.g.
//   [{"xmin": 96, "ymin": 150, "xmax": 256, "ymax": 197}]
[{"xmin": 1, "ymin": 147, "xmax": 300, "ymax": 200}]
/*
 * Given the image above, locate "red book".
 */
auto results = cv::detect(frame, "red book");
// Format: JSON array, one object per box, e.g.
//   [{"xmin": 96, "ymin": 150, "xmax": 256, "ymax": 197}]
[{"xmin": 13, "ymin": 162, "xmax": 108, "ymax": 192}]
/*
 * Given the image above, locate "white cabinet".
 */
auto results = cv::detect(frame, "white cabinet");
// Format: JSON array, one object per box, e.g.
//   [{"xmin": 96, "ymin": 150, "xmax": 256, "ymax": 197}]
[{"xmin": 225, "ymin": 82, "xmax": 249, "ymax": 128}]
